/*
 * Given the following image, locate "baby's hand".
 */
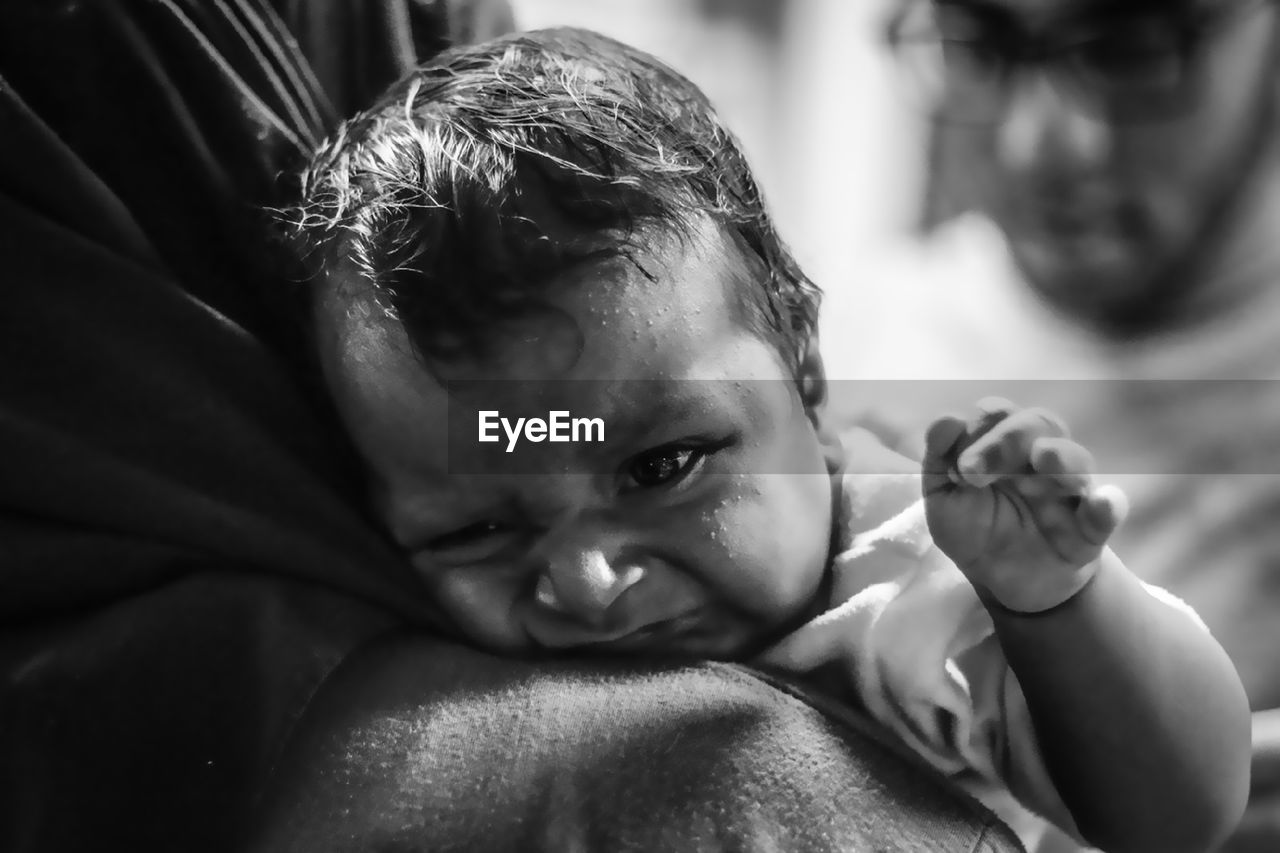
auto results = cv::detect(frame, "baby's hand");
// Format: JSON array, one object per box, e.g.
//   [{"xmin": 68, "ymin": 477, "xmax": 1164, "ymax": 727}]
[{"xmin": 922, "ymin": 398, "xmax": 1129, "ymax": 614}]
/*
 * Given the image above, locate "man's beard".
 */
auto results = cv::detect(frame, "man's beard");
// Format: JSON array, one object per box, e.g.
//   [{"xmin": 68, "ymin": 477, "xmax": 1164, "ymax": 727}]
[{"xmin": 1024, "ymin": 72, "xmax": 1280, "ymax": 340}]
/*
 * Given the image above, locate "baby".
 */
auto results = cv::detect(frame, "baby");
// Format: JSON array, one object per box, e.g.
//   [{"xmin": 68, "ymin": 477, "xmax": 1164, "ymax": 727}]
[{"xmin": 286, "ymin": 28, "xmax": 1251, "ymax": 853}]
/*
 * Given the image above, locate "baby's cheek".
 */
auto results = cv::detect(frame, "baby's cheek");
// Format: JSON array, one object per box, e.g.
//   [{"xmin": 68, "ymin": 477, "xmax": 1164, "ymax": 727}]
[{"xmin": 701, "ymin": 474, "xmax": 832, "ymax": 618}]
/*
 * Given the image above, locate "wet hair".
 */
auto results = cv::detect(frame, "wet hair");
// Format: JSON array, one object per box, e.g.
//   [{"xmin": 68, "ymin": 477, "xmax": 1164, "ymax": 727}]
[{"xmin": 284, "ymin": 27, "xmax": 820, "ymax": 370}]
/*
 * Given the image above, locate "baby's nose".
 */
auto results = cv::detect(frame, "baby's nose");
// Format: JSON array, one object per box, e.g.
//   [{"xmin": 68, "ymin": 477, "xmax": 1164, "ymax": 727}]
[{"xmin": 535, "ymin": 547, "xmax": 646, "ymax": 627}]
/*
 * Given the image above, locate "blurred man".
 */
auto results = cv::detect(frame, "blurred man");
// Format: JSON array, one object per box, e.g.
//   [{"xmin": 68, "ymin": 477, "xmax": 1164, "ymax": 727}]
[{"xmin": 823, "ymin": 0, "xmax": 1280, "ymax": 849}]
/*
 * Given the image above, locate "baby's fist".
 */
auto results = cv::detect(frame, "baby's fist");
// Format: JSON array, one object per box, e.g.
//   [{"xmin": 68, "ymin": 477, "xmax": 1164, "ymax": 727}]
[{"xmin": 922, "ymin": 399, "xmax": 1128, "ymax": 613}]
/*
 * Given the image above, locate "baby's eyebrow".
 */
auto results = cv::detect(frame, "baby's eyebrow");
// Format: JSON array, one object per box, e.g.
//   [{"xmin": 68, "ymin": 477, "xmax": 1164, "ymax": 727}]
[{"xmin": 600, "ymin": 384, "xmax": 722, "ymax": 449}]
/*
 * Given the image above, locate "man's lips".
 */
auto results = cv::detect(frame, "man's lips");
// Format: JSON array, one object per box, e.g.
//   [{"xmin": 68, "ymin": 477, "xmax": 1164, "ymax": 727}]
[{"xmin": 1008, "ymin": 192, "xmax": 1130, "ymax": 240}]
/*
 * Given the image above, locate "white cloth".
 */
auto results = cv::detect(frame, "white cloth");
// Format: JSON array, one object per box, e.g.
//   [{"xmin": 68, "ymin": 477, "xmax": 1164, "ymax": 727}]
[{"xmin": 759, "ymin": 434, "xmax": 1206, "ymax": 851}]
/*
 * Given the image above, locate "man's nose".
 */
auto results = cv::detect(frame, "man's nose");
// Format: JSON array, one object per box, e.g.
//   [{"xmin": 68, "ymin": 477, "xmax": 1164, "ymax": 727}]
[
  {"xmin": 995, "ymin": 73, "xmax": 1110, "ymax": 176},
  {"xmin": 533, "ymin": 534, "xmax": 646, "ymax": 627}
]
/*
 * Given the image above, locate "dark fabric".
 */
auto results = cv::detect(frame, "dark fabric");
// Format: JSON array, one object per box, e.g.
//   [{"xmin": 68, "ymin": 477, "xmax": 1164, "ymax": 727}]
[
  {"xmin": 0, "ymin": 0, "xmax": 442, "ymax": 627},
  {"xmin": 253, "ymin": 645, "xmax": 1019, "ymax": 853},
  {"xmin": 0, "ymin": 2, "xmax": 1021, "ymax": 850},
  {"xmin": 280, "ymin": 0, "xmax": 515, "ymax": 118}
]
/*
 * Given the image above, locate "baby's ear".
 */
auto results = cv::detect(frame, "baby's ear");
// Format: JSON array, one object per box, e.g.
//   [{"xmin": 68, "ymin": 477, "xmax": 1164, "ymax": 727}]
[{"xmin": 796, "ymin": 337, "xmax": 843, "ymax": 474}]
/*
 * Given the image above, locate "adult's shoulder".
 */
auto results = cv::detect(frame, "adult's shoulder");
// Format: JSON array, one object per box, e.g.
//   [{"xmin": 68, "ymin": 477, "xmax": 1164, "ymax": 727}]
[{"xmin": 249, "ymin": 634, "xmax": 1020, "ymax": 853}]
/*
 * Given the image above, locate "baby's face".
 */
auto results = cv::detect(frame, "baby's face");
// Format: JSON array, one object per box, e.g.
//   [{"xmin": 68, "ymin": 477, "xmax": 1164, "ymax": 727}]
[{"xmin": 317, "ymin": 226, "xmax": 836, "ymax": 659}]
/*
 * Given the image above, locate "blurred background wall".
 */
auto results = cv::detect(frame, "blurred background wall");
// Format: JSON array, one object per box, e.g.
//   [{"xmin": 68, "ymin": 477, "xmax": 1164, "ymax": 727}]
[{"xmin": 509, "ymin": 0, "xmax": 930, "ymax": 324}]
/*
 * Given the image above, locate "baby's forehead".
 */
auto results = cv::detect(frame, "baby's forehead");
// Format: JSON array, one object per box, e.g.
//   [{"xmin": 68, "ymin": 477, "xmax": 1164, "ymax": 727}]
[
  {"xmin": 402, "ymin": 219, "xmax": 773, "ymax": 380},
  {"xmin": 315, "ymin": 215, "xmax": 792, "ymax": 434},
  {"xmin": 557, "ymin": 221, "xmax": 769, "ymax": 341}
]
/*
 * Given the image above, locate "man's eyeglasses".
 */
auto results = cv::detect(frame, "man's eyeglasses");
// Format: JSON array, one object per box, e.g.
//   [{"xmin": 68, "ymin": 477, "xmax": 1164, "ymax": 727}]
[{"xmin": 886, "ymin": 0, "xmax": 1274, "ymax": 125}]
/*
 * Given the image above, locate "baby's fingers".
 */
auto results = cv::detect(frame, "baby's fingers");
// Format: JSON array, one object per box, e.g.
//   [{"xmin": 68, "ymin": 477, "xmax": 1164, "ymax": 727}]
[
  {"xmin": 1029, "ymin": 437, "xmax": 1094, "ymax": 494},
  {"xmin": 956, "ymin": 408, "xmax": 1069, "ymax": 488},
  {"xmin": 1077, "ymin": 484, "xmax": 1129, "ymax": 546},
  {"xmin": 922, "ymin": 414, "xmax": 968, "ymax": 496},
  {"xmin": 923, "ymin": 399, "xmax": 1019, "ymax": 494}
]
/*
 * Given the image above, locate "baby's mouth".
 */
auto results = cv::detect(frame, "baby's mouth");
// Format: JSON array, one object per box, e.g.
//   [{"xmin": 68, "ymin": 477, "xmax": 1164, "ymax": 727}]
[
  {"xmin": 525, "ymin": 568, "xmax": 708, "ymax": 652},
  {"xmin": 574, "ymin": 609, "xmax": 706, "ymax": 653},
  {"xmin": 526, "ymin": 604, "xmax": 704, "ymax": 652}
]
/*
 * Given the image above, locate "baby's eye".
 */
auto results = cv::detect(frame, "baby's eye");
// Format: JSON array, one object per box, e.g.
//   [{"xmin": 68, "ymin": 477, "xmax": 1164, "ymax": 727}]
[
  {"xmin": 425, "ymin": 521, "xmax": 520, "ymax": 565},
  {"xmin": 624, "ymin": 444, "xmax": 708, "ymax": 490}
]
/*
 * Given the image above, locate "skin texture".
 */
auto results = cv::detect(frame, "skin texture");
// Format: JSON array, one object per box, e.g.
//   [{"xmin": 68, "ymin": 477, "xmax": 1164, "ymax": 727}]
[
  {"xmin": 317, "ymin": 222, "xmax": 842, "ymax": 659},
  {"xmin": 933, "ymin": 0, "xmax": 1280, "ymax": 331},
  {"xmin": 923, "ymin": 398, "xmax": 1128, "ymax": 613}
]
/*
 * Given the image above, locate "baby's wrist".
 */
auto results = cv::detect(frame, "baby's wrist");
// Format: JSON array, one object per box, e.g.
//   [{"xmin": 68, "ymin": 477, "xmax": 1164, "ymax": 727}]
[{"xmin": 974, "ymin": 554, "xmax": 1105, "ymax": 616}]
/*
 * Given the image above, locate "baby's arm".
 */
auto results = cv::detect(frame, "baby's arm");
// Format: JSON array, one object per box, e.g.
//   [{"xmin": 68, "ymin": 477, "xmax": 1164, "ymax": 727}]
[{"xmin": 924, "ymin": 400, "xmax": 1252, "ymax": 853}]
